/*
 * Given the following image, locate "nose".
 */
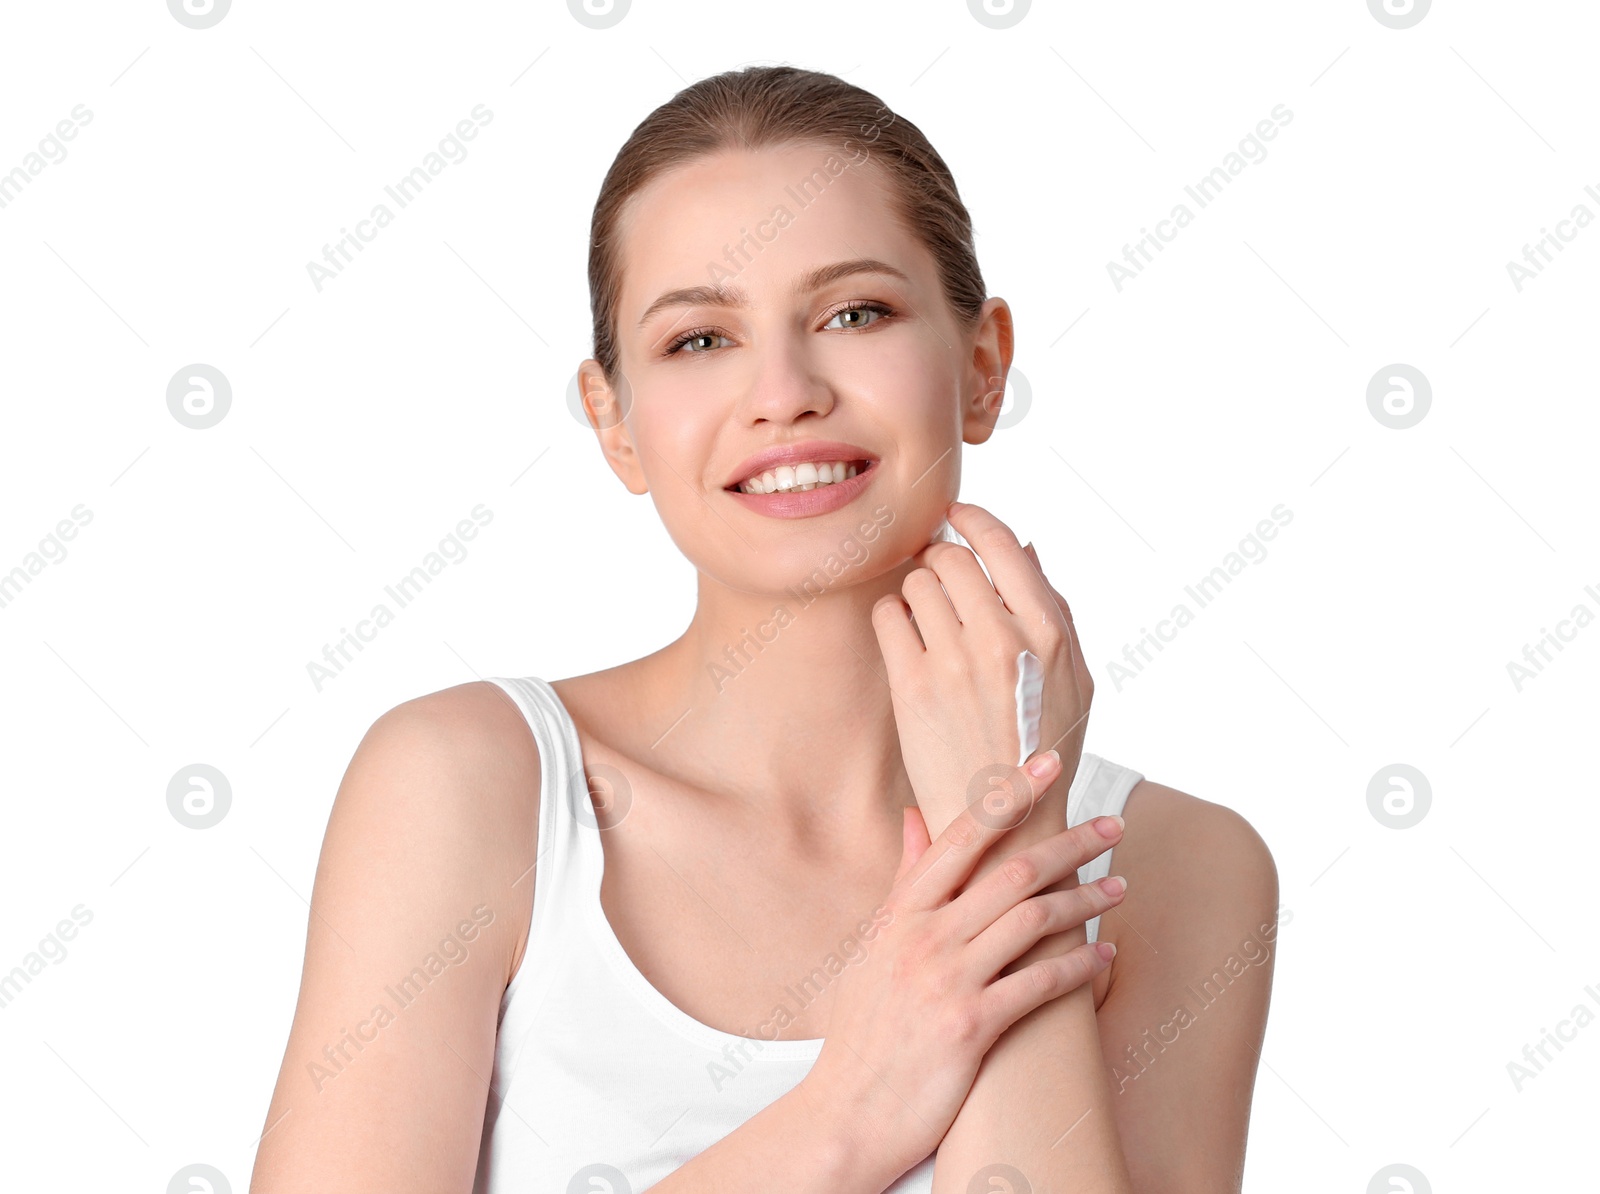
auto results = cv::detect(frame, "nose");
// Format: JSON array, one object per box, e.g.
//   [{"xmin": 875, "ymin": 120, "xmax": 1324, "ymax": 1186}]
[{"xmin": 736, "ymin": 333, "xmax": 836, "ymax": 425}]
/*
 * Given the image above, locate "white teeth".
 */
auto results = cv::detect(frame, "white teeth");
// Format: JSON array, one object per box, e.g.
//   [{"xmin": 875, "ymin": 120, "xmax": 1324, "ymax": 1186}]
[{"xmin": 737, "ymin": 459, "xmax": 864, "ymax": 495}]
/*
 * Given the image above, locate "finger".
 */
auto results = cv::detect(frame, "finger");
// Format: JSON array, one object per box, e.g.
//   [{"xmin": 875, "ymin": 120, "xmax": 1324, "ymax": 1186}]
[
  {"xmin": 1032, "ymin": 562, "xmax": 1083, "ymax": 666},
  {"xmin": 950, "ymin": 812, "xmax": 1124, "ymax": 934},
  {"xmin": 916, "ymin": 540, "xmax": 1008, "ymax": 625},
  {"xmin": 871, "ymin": 593, "xmax": 926, "ymax": 658},
  {"xmin": 1026, "ymin": 559, "xmax": 1092, "ymax": 717},
  {"xmin": 946, "ymin": 502, "xmax": 1054, "ymax": 623},
  {"xmin": 978, "ymin": 939, "xmax": 1114, "ymax": 1034},
  {"xmin": 1012, "ymin": 541, "xmax": 1094, "ymax": 753},
  {"xmin": 894, "ymin": 806, "xmax": 933, "ymax": 883},
  {"xmin": 897, "ymin": 751, "xmax": 1063, "ymax": 911},
  {"xmin": 966, "ymin": 875, "xmax": 1127, "ymax": 979},
  {"xmin": 1022, "ymin": 542, "xmax": 1082, "ymax": 679},
  {"xmin": 899, "ymin": 563, "xmax": 962, "ymax": 654}
]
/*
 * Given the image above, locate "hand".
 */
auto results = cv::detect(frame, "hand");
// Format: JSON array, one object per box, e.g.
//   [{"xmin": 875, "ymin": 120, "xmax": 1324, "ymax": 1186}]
[
  {"xmin": 803, "ymin": 750, "xmax": 1127, "ymax": 1178},
  {"xmin": 870, "ymin": 501, "xmax": 1094, "ymax": 840}
]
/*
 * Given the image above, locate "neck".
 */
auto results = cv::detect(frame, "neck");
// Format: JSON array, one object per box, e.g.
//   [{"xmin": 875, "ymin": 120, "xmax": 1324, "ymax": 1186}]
[{"xmin": 645, "ymin": 559, "xmax": 923, "ymax": 841}]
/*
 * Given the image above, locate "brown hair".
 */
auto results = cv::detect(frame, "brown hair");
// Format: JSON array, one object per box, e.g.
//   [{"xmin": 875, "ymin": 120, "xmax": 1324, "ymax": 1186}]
[{"xmin": 587, "ymin": 65, "xmax": 987, "ymax": 387}]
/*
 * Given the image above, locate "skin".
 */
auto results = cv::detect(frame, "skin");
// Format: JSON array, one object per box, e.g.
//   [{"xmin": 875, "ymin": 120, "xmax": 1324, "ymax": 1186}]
[{"xmin": 248, "ymin": 142, "xmax": 1278, "ymax": 1193}]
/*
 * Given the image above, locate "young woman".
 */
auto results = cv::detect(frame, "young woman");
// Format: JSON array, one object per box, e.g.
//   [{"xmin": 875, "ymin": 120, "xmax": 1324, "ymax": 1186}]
[{"xmin": 251, "ymin": 66, "xmax": 1278, "ymax": 1194}]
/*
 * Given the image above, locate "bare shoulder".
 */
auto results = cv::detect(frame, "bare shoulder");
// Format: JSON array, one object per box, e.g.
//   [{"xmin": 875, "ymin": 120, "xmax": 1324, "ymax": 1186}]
[
  {"xmin": 1101, "ymin": 775, "xmax": 1280, "ymax": 1003},
  {"xmin": 355, "ymin": 680, "xmax": 544, "ymax": 979},
  {"xmin": 1095, "ymin": 777, "xmax": 1279, "ymax": 1191},
  {"xmin": 1118, "ymin": 777, "xmax": 1276, "ymax": 892},
  {"xmin": 249, "ymin": 679, "xmax": 542, "ymax": 1192}
]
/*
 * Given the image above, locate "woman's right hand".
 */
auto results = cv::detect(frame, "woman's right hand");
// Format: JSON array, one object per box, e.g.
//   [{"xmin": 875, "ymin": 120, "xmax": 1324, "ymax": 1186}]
[{"xmin": 801, "ymin": 748, "xmax": 1127, "ymax": 1177}]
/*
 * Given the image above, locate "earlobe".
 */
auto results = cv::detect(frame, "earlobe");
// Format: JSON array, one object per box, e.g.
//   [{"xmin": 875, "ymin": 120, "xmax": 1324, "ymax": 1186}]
[
  {"xmin": 959, "ymin": 297, "xmax": 1014, "ymax": 445},
  {"xmin": 959, "ymin": 380, "xmax": 1004, "ymax": 445},
  {"xmin": 598, "ymin": 423, "xmax": 649, "ymax": 495},
  {"xmin": 577, "ymin": 361, "xmax": 650, "ymax": 495},
  {"xmin": 576, "ymin": 364, "xmax": 630, "ymax": 434}
]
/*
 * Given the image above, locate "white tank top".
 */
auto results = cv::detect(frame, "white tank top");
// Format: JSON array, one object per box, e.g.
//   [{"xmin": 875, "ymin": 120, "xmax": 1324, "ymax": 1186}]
[{"xmin": 472, "ymin": 674, "xmax": 1144, "ymax": 1193}]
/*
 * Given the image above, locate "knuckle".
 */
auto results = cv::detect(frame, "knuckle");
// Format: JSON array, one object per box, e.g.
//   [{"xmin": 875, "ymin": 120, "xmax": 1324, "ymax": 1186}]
[
  {"xmin": 946, "ymin": 815, "xmax": 982, "ymax": 849},
  {"xmin": 944, "ymin": 1001, "xmax": 984, "ymax": 1046},
  {"xmin": 1035, "ymin": 618, "xmax": 1066, "ymax": 652},
  {"xmin": 1076, "ymin": 944, "xmax": 1102, "ymax": 981},
  {"xmin": 926, "ymin": 966, "xmax": 959, "ymax": 1005},
  {"xmin": 1027, "ymin": 962, "xmax": 1061, "ymax": 997},
  {"xmin": 891, "ymin": 942, "xmax": 931, "ymax": 988},
  {"xmin": 1016, "ymin": 897, "xmax": 1051, "ymax": 934},
  {"xmin": 984, "ymin": 634, "xmax": 1020, "ymax": 666},
  {"xmin": 973, "ymin": 524, "xmax": 1016, "ymax": 553},
  {"xmin": 1000, "ymin": 852, "xmax": 1039, "ymax": 889},
  {"xmin": 905, "ymin": 925, "xmax": 939, "ymax": 965}
]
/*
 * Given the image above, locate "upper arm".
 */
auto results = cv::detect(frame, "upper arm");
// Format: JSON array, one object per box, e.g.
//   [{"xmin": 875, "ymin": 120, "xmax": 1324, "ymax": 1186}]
[
  {"xmin": 1096, "ymin": 781, "xmax": 1280, "ymax": 1194},
  {"xmin": 249, "ymin": 681, "xmax": 541, "ymax": 1194}
]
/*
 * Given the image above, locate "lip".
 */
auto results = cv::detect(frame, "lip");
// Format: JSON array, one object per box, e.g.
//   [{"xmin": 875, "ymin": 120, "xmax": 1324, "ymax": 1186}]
[
  {"xmin": 724, "ymin": 440, "xmax": 879, "ymax": 490},
  {"xmin": 725, "ymin": 458, "xmax": 880, "ymax": 519}
]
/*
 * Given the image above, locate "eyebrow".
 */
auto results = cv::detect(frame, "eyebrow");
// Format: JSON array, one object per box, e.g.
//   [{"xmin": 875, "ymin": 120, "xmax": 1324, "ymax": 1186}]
[{"xmin": 635, "ymin": 258, "xmax": 911, "ymax": 329}]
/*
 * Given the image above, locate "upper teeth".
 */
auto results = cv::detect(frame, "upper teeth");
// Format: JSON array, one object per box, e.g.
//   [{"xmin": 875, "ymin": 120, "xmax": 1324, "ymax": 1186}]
[{"xmin": 738, "ymin": 460, "xmax": 861, "ymax": 495}]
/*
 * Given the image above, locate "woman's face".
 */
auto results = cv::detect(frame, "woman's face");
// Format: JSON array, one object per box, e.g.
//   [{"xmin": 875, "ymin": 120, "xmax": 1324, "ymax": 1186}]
[{"xmin": 584, "ymin": 143, "xmax": 1011, "ymax": 592}]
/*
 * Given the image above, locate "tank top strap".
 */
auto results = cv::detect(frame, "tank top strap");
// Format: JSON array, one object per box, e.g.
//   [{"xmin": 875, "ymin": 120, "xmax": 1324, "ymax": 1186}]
[
  {"xmin": 485, "ymin": 675, "xmax": 601, "ymax": 1005},
  {"xmin": 1066, "ymin": 751, "xmax": 1145, "ymax": 944}
]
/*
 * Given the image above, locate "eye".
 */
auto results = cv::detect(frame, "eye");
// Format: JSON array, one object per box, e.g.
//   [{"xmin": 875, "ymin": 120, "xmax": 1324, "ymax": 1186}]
[
  {"xmin": 663, "ymin": 327, "xmax": 729, "ymax": 356},
  {"xmin": 661, "ymin": 301, "xmax": 894, "ymax": 358},
  {"xmin": 824, "ymin": 301, "xmax": 893, "ymax": 331}
]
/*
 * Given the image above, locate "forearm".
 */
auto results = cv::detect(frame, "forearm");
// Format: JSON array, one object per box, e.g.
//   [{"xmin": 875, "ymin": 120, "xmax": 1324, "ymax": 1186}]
[
  {"xmin": 932, "ymin": 784, "xmax": 1135, "ymax": 1193},
  {"xmin": 644, "ymin": 1073, "xmax": 907, "ymax": 1194}
]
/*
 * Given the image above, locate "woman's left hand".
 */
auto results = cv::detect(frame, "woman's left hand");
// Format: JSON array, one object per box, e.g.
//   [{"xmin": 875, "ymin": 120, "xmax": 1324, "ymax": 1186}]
[{"xmin": 870, "ymin": 502, "xmax": 1094, "ymax": 841}]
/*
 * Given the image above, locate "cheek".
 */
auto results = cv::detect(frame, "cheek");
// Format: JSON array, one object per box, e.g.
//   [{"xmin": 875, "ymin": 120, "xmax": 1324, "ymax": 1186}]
[
  {"xmin": 865, "ymin": 332, "xmax": 958, "ymax": 402},
  {"xmin": 631, "ymin": 403, "xmax": 716, "ymax": 491},
  {"xmin": 868, "ymin": 355, "xmax": 963, "ymax": 445}
]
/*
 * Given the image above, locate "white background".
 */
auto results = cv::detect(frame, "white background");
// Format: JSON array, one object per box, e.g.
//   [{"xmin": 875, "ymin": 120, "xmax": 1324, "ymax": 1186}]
[{"xmin": 1, "ymin": 0, "xmax": 1595, "ymax": 1189}]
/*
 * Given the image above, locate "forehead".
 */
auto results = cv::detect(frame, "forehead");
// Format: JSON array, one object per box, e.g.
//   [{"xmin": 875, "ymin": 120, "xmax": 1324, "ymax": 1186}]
[{"xmin": 616, "ymin": 145, "xmax": 932, "ymax": 321}]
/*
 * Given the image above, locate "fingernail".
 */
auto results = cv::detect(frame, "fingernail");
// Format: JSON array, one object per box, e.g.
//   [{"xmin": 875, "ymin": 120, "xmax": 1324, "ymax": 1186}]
[
  {"xmin": 949, "ymin": 500, "xmax": 966, "ymax": 512},
  {"xmin": 1026, "ymin": 748, "xmax": 1060, "ymax": 776},
  {"xmin": 1095, "ymin": 814, "xmax": 1125, "ymax": 838},
  {"xmin": 1096, "ymin": 941, "xmax": 1117, "ymax": 962}
]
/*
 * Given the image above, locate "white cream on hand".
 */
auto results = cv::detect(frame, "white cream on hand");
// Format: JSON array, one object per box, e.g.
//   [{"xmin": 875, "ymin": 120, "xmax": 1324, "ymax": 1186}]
[{"xmin": 929, "ymin": 518, "xmax": 1045, "ymax": 768}]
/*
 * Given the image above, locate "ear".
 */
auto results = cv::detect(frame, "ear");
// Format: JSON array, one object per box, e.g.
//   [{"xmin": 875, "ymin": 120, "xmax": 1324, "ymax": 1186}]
[
  {"xmin": 959, "ymin": 296, "xmax": 1015, "ymax": 448},
  {"xmin": 578, "ymin": 359, "xmax": 649, "ymax": 495}
]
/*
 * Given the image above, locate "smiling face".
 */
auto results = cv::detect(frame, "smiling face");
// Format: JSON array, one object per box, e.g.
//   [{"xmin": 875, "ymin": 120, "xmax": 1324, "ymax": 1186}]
[{"xmin": 578, "ymin": 142, "xmax": 1012, "ymax": 591}]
